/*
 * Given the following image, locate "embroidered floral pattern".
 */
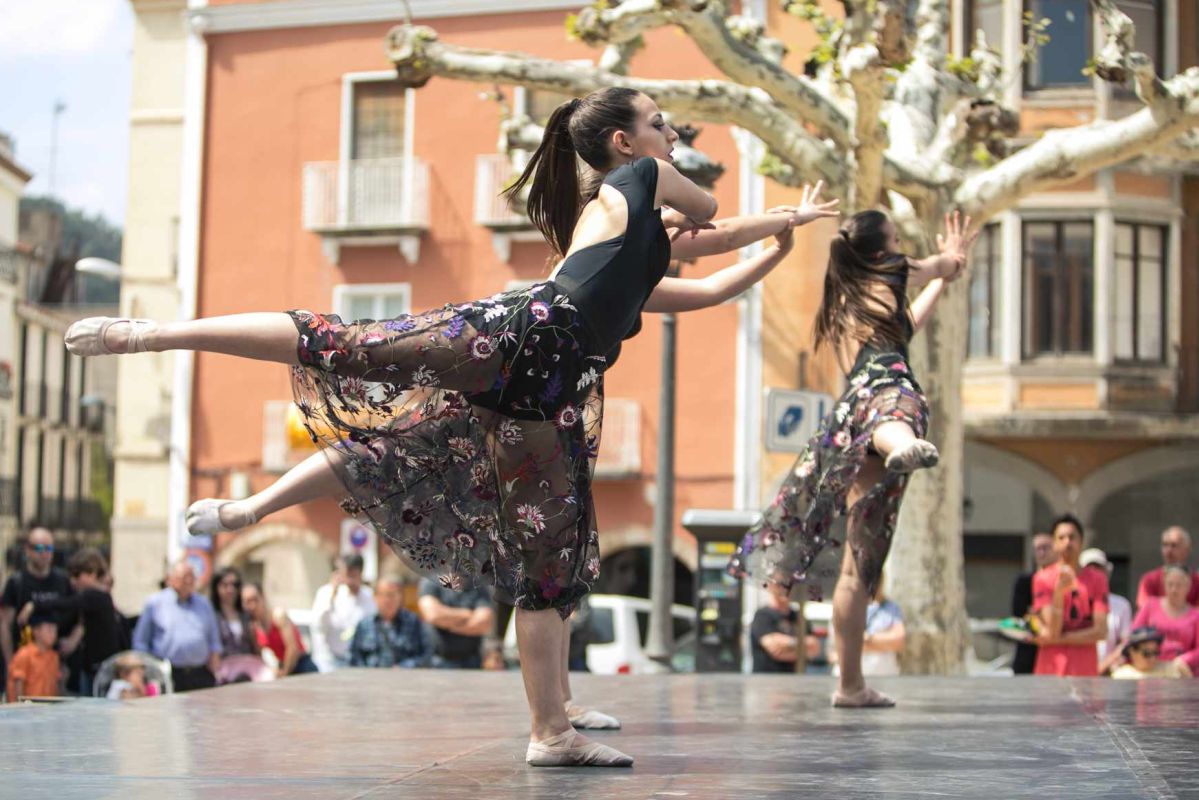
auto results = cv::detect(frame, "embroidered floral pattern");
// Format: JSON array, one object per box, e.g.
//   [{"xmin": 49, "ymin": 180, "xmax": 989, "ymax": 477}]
[
  {"xmin": 288, "ymin": 282, "xmax": 605, "ymax": 617},
  {"xmin": 728, "ymin": 350, "xmax": 929, "ymax": 601}
]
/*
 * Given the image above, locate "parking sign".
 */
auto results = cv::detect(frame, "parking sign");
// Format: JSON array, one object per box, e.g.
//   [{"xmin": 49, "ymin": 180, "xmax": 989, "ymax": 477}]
[{"xmin": 764, "ymin": 389, "xmax": 834, "ymax": 453}]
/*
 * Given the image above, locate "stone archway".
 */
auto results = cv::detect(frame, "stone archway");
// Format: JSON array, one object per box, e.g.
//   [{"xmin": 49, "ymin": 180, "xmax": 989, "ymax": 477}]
[
  {"xmin": 1075, "ymin": 443, "xmax": 1199, "ymax": 526},
  {"xmin": 215, "ymin": 522, "xmax": 339, "ymax": 613},
  {"xmin": 214, "ymin": 522, "xmax": 337, "ymax": 569}
]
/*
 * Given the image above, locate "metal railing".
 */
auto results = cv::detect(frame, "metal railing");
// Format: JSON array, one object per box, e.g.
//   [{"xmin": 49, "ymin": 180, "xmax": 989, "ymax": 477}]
[
  {"xmin": 35, "ymin": 497, "xmax": 108, "ymax": 532},
  {"xmin": 302, "ymin": 157, "xmax": 429, "ymax": 232},
  {"xmin": 474, "ymin": 154, "xmax": 529, "ymax": 229}
]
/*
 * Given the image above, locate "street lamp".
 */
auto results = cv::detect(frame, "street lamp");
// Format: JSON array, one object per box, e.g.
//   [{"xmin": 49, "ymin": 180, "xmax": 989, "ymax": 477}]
[
  {"xmin": 643, "ymin": 124, "xmax": 724, "ymax": 670},
  {"xmin": 75, "ymin": 257, "xmax": 122, "ymax": 280}
]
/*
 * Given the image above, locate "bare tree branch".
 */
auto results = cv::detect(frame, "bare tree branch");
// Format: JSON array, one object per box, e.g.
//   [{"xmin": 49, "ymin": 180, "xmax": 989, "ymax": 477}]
[
  {"xmin": 1090, "ymin": 0, "xmax": 1161, "ymax": 101},
  {"xmin": 572, "ymin": 0, "xmax": 854, "ymax": 149},
  {"xmin": 387, "ymin": 25, "xmax": 850, "ymax": 189},
  {"xmin": 956, "ymin": 69, "xmax": 1199, "ymax": 217}
]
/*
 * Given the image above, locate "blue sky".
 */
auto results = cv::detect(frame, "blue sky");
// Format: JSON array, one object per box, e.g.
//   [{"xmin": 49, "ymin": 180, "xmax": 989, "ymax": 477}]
[{"xmin": 0, "ymin": 0, "xmax": 133, "ymax": 225}]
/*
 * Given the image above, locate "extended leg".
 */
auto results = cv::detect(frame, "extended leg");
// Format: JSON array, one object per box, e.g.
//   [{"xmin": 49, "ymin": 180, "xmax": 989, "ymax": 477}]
[
  {"xmin": 187, "ymin": 448, "xmax": 348, "ymax": 534},
  {"xmin": 67, "ymin": 313, "xmax": 302, "ymax": 364},
  {"xmin": 872, "ymin": 420, "xmax": 938, "ymax": 474}
]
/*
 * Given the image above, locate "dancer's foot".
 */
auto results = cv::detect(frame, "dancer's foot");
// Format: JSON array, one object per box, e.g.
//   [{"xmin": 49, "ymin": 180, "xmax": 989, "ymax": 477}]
[
  {"xmin": 884, "ymin": 439, "xmax": 939, "ymax": 474},
  {"xmin": 567, "ymin": 702, "xmax": 621, "ymax": 730},
  {"xmin": 186, "ymin": 499, "xmax": 257, "ymax": 535},
  {"xmin": 526, "ymin": 729, "xmax": 633, "ymax": 767},
  {"xmin": 832, "ymin": 686, "xmax": 896, "ymax": 708},
  {"xmin": 65, "ymin": 318, "xmax": 157, "ymax": 356}
]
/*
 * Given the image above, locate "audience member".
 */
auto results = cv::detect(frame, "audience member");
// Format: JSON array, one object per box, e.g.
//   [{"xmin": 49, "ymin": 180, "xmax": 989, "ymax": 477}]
[
  {"xmin": 1136, "ymin": 526, "xmax": 1199, "ymax": 609},
  {"xmin": 1111, "ymin": 627, "xmax": 1190, "ymax": 680},
  {"xmin": 1080, "ymin": 548, "xmax": 1132, "ymax": 664},
  {"xmin": 132, "ymin": 561, "xmax": 222, "ymax": 692},
  {"xmin": 17, "ymin": 549, "xmax": 126, "ymax": 696},
  {"xmin": 1129, "ymin": 565, "xmax": 1199, "ymax": 676},
  {"xmin": 481, "ymin": 641, "xmax": 507, "ymax": 671},
  {"xmin": 106, "ymin": 652, "xmax": 160, "ymax": 699},
  {"xmin": 860, "ymin": 583, "xmax": 906, "ymax": 677},
  {"xmin": 417, "ymin": 578, "xmax": 493, "ymax": 669},
  {"xmin": 5, "ymin": 612, "xmax": 61, "ymax": 701},
  {"xmin": 310, "ymin": 554, "xmax": 376, "ymax": 672},
  {"xmin": 1033, "ymin": 514, "xmax": 1108, "ymax": 676},
  {"xmin": 350, "ymin": 577, "xmax": 433, "ymax": 668},
  {"xmin": 242, "ymin": 583, "xmax": 318, "ymax": 677},
  {"xmin": 0, "ymin": 527, "xmax": 74, "ymax": 688},
  {"xmin": 210, "ymin": 567, "xmax": 258, "ymax": 656},
  {"xmin": 1011, "ymin": 531, "xmax": 1056, "ymax": 674},
  {"xmin": 751, "ymin": 582, "xmax": 819, "ymax": 673}
]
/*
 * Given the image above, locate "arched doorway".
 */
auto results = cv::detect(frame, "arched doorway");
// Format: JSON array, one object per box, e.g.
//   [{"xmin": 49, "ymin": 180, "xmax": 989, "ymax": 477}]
[{"xmin": 214, "ymin": 523, "xmax": 337, "ymax": 613}]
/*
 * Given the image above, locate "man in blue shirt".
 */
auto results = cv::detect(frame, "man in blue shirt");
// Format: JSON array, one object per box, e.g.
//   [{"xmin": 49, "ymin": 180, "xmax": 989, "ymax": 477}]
[
  {"xmin": 133, "ymin": 561, "xmax": 222, "ymax": 691},
  {"xmin": 350, "ymin": 577, "xmax": 433, "ymax": 668}
]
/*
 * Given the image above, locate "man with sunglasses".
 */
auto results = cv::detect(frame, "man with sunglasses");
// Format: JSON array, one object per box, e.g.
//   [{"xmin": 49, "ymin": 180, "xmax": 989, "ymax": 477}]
[
  {"xmin": 1031, "ymin": 514, "xmax": 1109, "ymax": 676},
  {"xmin": 1, "ymin": 527, "xmax": 74, "ymax": 695}
]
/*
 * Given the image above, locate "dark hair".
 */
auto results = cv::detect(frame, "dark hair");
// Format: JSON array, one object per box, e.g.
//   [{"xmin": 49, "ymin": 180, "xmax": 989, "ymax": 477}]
[
  {"xmin": 210, "ymin": 566, "xmax": 245, "ymax": 613},
  {"xmin": 1051, "ymin": 513, "xmax": 1085, "ymax": 539},
  {"xmin": 340, "ymin": 553, "xmax": 365, "ymax": 573},
  {"xmin": 67, "ymin": 548, "xmax": 108, "ymax": 579},
  {"xmin": 502, "ymin": 87, "xmax": 643, "ymax": 258},
  {"xmin": 813, "ymin": 209, "xmax": 911, "ymax": 353}
]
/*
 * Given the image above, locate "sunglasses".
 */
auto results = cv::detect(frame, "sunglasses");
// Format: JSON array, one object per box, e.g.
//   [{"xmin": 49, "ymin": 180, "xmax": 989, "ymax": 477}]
[
  {"xmin": 1136, "ymin": 647, "xmax": 1160, "ymax": 657},
  {"xmin": 28, "ymin": 544, "xmax": 54, "ymax": 553}
]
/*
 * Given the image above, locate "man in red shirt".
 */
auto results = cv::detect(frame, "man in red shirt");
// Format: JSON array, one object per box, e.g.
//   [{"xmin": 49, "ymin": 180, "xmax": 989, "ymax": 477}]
[
  {"xmin": 1135, "ymin": 526, "xmax": 1199, "ymax": 610},
  {"xmin": 1033, "ymin": 514, "xmax": 1108, "ymax": 676}
]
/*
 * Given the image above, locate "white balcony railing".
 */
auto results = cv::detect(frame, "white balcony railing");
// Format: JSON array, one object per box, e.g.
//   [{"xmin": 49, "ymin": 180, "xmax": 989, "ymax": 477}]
[
  {"xmin": 594, "ymin": 397, "xmax": 641, "ymax": 478},
  {"xmin": 303, "ymin": 157, "xmax": 429, "ymax": 263},
  {"xmin": 474, "ymin": 154, "xmax": 527, "ymax": 228}
]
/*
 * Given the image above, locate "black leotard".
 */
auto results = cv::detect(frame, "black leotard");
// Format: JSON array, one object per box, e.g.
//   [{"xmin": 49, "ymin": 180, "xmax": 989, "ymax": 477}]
[
  {"xmin": 855, "ymin": 259, "xmax": 914, "ymax": 367},
  {"xmin": 553, "ymin": 157, "xmax": 672, "ymax": 365}
]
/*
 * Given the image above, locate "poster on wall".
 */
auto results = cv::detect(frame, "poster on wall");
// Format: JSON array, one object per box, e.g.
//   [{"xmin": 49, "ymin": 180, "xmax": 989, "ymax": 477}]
[{"xmin": 340, "ymin": 518, "xmax": 379, "ymax": 582}]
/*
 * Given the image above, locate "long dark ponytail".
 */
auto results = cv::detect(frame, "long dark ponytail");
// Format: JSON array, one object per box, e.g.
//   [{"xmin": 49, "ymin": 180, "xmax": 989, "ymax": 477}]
[
  {"xmin": 813, "ymin": 209, "xmax": 912, "ymax": 353},
  {"xmin": 502, "ymin": 87, "xmax": 642, "ymax": 258}
]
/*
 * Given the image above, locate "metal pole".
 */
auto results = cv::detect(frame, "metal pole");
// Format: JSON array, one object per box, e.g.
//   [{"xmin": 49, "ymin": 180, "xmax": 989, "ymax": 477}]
[
  {"xmin": 49, "ymin": 101, "xmax": 66, "ymax": 196},
  {"xmin": 644, "ymin": 310, "xmax": 677, "ymax": 668}
]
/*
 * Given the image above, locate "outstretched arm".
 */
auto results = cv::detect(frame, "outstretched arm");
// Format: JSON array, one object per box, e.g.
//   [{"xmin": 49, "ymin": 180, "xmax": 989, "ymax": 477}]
[
  {"xmin": 644, "ymin": 227, "xmax": 793, "ymax": 314},
  {"xmin": 907, "ymin": 211, "xmax": 979, "ymax": 288},
  {"xmin": 666, "ymin": 182, "xmax": 839, "ymax": 260}
]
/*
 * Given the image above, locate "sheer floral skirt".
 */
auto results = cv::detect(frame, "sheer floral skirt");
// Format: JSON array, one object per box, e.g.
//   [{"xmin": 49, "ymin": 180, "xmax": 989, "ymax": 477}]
[
  {"xmin": 288, "ymin": 282, "xmax": 607, "ymax": 616},
  {"xmin": 728, "ymin": 349, "xmax": 929, "ymax": 600}
]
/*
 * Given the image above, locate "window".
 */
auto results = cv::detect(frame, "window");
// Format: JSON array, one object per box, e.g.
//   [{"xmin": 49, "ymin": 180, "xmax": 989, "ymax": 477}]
[
  {"xmin": 1025, "ymin": 0, "xmax": 1092, "ymax": 89},
  {"xmin": 965, "ymin": 0, "xmax": 1004, "ymax": 51},
  {"xmin": 968, "ymin": 224, "xmax": 1003, "ymax": 359},
  {"xmin": 1023, "ymin": 220, "xmax": 1094, "ymax": 356},
  {"xmin": 1114, "ymin": 222, "xmax": 1166, "ymax": 362},
  {"xmin": 351, "ymin": 81, "xmax": 406, "ymax": 160},
  {"xmin": 333, "ymin": 283, "xmax": 412, "ymax": 322}
]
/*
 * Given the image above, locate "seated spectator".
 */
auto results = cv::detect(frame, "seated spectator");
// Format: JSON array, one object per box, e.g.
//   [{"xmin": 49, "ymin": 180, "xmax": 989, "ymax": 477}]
[
  {"xmin": 417, "ymin": 578, "xmax": 493, "ymax": 669},
  {"xmin": 1136, "ymin": 526, "xmax": 1199, "ymax": 610},
  {"xmin": 1033, "ymin": 514, "xmax": 1108, "ymax": 676},
  {"xmin": 6, "ymin": 612, "xmax": 61, "ymax": 701},
  {"xmin": 1111, "ymin": 627, "xmax": 1190, "ymax": 680},
  {"xmin": 17, "ymin": 549, "xmax": 126, "ymax": 696},
  {"xmin": 350, "ymin": 577, "xmax": 433, "ymax": 668},
  {"xmin": 131, "ymin": 561, "xmax": 222, "ymax": 692},
  {"xmin": 310, "ymin": 554, "xmax": 376, "ymax": 672},
  {"xmin": 210, "ymin": 567, "xmax": 258, "ymax": 656},
  {"xmin": 861, "ymin": 584, "xmax": 905, "ymax": 677},
  {"xmin": 106, "ymin": 652, "xmax": 160, "ymax": 699},
  {"xmin": 1129, "ymin": 565, "xmax": 1199, "ymax": 676},
  {"xmin": 751, "ymin": 582, "xmax": 819, "ymax": 673},
  {"xmin": 1080, "ymin": 548, "xmax": 1132, "ymax": 664},
  {"xmin": 242, "ymin": 583, "xmax": 318, "ymax": 677}
]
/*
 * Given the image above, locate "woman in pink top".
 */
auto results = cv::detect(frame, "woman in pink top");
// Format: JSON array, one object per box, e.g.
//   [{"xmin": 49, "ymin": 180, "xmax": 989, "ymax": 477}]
[{"xmin": 1131, "ymin": 565, "xmax": 1199, "ymax": 676}]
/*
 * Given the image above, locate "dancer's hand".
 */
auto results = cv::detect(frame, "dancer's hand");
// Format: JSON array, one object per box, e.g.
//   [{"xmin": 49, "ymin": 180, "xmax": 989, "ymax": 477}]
[
  {"xmin": 935, "ymin": 210, "xmax": 979, "ymax": 280},
  {"xmin": 773, "ymin": 219, "xmax": 795, "ymax": 253},
  {"xmin": 776, "ymin": 181, "xmax": 840, "ymax": 227}
]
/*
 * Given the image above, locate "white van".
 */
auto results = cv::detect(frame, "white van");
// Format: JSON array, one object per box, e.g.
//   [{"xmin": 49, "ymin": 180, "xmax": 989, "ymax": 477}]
[{"xmin": 503, "ymin": 594, "xmax": 696, "ymax": 674}]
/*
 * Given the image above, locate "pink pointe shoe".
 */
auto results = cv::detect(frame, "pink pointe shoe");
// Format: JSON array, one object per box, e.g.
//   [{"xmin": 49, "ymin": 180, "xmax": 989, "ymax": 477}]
[
  {"xmin": 567, "ymin": 701, "xmax": 621, "ymax": 730},
  {"xmin": 65, "ymin": 317, "xmax": 157, "ymax": 356},
  {"xmin": 884, "ymin": 439, "xmax": 939, "ymax": 474},
  {"xmin": 525, "ymin": 729, "xmax": 633, "ymax": 767},
  {"xmin": 832, "ymin": 686, "xmax": 896, "ymax": 708},
  {"xmin": 186, "ymin": 499, "xmax": 257, "ymax": 535}
]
